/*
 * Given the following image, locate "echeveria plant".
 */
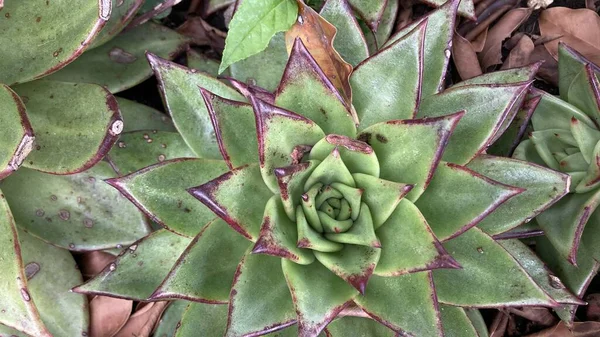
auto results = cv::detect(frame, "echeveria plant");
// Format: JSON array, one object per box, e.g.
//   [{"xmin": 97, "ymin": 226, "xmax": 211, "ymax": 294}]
[
  {"xmin": 76, "ymin": 1, "xmax": 580, "ymax": 336},
  {"xmin": 514, "ymin": 44, "xmax": 600, "ymax": 323}
]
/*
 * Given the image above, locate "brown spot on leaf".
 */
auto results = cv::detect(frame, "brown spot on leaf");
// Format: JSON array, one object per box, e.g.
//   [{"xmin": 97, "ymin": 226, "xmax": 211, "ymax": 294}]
[{"xmin": 375, "ymin": 134, "xmax": 388, "ymax": 143}]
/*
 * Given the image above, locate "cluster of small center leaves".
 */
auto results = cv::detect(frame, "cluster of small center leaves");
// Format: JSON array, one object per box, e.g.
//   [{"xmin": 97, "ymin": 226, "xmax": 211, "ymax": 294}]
[{"xmin": 257, "ymin": 134, "xmax": 412, "ymax": 293}]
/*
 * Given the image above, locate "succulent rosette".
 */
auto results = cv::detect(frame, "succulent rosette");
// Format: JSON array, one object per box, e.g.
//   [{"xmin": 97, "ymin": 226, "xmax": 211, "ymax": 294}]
[
  {"xmin": 75, "ymin": 1, "xmax": 580, "ymax": 336},
  {"xmin": 513, "ymin": 44, "xmax": 600, "ymax": 323}
]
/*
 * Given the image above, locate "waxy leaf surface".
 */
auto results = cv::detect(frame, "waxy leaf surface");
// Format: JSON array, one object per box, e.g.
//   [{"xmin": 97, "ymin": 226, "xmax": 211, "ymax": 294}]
[
  {"xmin": 149, "ymin": 54, "xmax": 244, "ymax": 159},
  {"xmin": 13, "ymin": 81, "xmax": 122, "ymax": 174},
  {"xmin": 439, "ymin": 305, "xmax": 480, "ymax": 337},
  {"xmin": 107, "ymin": 158, "xmax": 228, "ymax": 237},
  {"xmin": 74, "ymin": 230, "xmax": 191, "ymax": 300},
  {"xmin": 0, "ymin": 84, "xmax": 34, "ymax": 180},
  {"xmin": 90, "ymin": 0, "xmax": 144, "ymax": 48},
  {"xmin": 0, "ymin": 163, "xmax": 150, "ymax": 251},
  {"xmin": 46, "ymin": 22, "xmax": 188, "ymax": 93},
  {"xmin": 116, "ymin": 97, "xmax": 175, "ymax": 133},
  {"xmin": 0, "ymin": 0, "xmax": 107, "ymax": 84}
]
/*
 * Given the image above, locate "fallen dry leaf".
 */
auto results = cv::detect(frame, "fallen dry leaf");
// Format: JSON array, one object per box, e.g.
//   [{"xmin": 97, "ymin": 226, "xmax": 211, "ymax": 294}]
[
  {"xmin": 114, "ymin": 301, "xmax": 170, "ymax": 337},
  {"xmin": 126, "ymin": 0, "xmax": 183, "ymax": 30},
  {"xmin": 89, "ymin": 295, "xmax": 133, "ymax": 337},
  {"xmin": 526, "ymin": 321, "xmax": 600, "ymax": 336},
  {"xmin": 587, "ymin": 0, "xmax": 597, "ymax": 11},
  {"xmin": 586, "ymin": 293, "xmax": 600, "ymax": 321},
  {"xmin": 529, "ymin": 43, "xmax": 558, "ymax": 85},
  {"xmin": 471, "ymin": 29, "xmax": 488, "ymax": 52},
  {"xmin": 539, "ymin": 7, "xmax": 600, "ymax": 66},
  {"xmin": 79, "ymin": 251, "xmax": 116, "ymax": 279},
  {"xmin": 452, "ymin": 33, "xmax": 483, "ymax": 80},
  {"xmin": 489, "ymin": 311, "xmax": 510, "ymax": 337},
  {"xmin": 479, "ymin": 7, "xmax": 532, "ymax": 70},
  {"xmin": 460, "ymin": 0, "xmax": 515, "ymax": 41},
  {"xmin": 285, "ymin": 0, "xmax": 354, "ymax": 119},
  {"xmin": 177, "ymin": 16, "xmax": 226, "ymax": 52},
  {"xmin": 508, "ymin": 307, "xmax": 558, "ymax": 327},
  {"xmin": 501, "ymin": 34, "xmax": 535, "ymax": 70},
  {"xmin": 395, "ymin": 0, "xmax": 414, "ymax": 32}
]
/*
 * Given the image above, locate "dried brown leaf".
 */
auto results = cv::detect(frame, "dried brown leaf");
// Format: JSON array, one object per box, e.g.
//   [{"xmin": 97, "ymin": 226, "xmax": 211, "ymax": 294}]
[
  {"xmin": 285, "ymin": 0, "xmax": 354, "ymax": 116},
  {"xmin": 529, "ymin": 44, "xmax": 558, "ymax": 85},
  {"xmin": 501, "ymin": 34, "xmax": 535, "ymax": 70},
  {"xmin": 479, "ymin": 8, "xmax": 532, "ymax": 70},
  {"xmin": 471, "ymin": 29, "xmax": 488, "ymax": 52},
  {"xmin": 453, "ymin": 33, "xmax": 483, "ymax": 80},
  {"xmin": 586, "ymin": 293, "xmax": 600, "ymax": 321},
  {"xmin": 526, "ymin": 321, "xmax": 600, "ymax": 336},
  {"xmin": 79, "ymin": 251, "xmax": 116, "ymax": 279},
  {"xmin": 114, "ymin": 301, "xmax": 170, "ymax": 337},
  {"xmin": 587, "ymin": 0, "xmax": 597, "ymax": 11},
  {"xmin": 177, "ymin": 17, "xmax": 226, "ymax": 52},
  {"xmin": 539, "ymin": 8, "xmax": 600, "ymax": 67},
  {"xmin": 489, "ymin": 311, "xmax": 510, "ymax": 337},
  {"xmin": 395, "ymin": 0, "xmax": 414, "ymax": 32},
  {"xmin": 89, "ymin": 295, "xmax": 132, "ymax": 337},
  {"xmin": 461, "ymin": 1, "xmax": 514, "ymax": 41},
  {"xmin": 508, "ymin": 307, "xmax": 557, "ymax": 327}
]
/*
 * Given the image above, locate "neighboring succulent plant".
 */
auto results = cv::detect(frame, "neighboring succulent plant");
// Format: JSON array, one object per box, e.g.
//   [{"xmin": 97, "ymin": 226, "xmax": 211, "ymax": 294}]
[
  {"xmin": 513, "ymin": 44, "xmax": 600, "ymax": 323},
  {"xmin": 0, "ymin": 1, "xmax": 186, "ymax": 335},
  {"xmin": 74, "ymin": 1, "xmax": 584, "ymax": 336}
]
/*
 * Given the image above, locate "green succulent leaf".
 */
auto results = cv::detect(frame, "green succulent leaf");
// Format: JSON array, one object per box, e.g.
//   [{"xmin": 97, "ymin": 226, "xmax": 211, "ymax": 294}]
[
  {"xmin": 229, "ymin": 33, "xmax": 289, "ymax": 92},
  {"xmin": 296, "ymin": 204, "xmax": 345, "ymax": 252},
  {"xmin": 73, "ymin": 229, "xmax": 191, "ymax": 300},
  {"xmin": 1, "ymin": 163, "xmax": 150, "ymax": 251},
  {"xmin": 0, "ymin": 84, "xmax": 34, "ymax": 180},
  {"xmin": 0, "ymin": 0, "xmax": 108, "ymax": 85},
  {"xmin": 570, "ymin": 116, "xmax": 600, "ymax": 164},
  {"xmin": 531, "ymin": 89, "xmax": 596, "ymax": 131},
  {"xmin": 17, "ymin": 229, "xmax": 89, "ymax": 337},
  {"xmin": 46, "ymin": 22, "xmax": 188, "ymax": 93},
  {"xmin": 106, "ymin": 158, "xmax": 228, "ymax": 237},
  {"xmin": 488, "ymin": 95, "xmax": 539, "ymax": 157},
  {"xmin": 90, "ymin": 0, "xmax": 144, "ymax": 48},
  {"xmin": 324, "ymin": 203, "xmax": 379, "ymax": 247},
  {"xmin": 275, "ymin": 39, "xmax": 357, "ymax": 137},
  {"xmin": 456, "ymin": 64, "xmax": 540, "ymax": 87},
  {"xmin": 200, "ymin": 89, "xmax": 258, "ymax": 168},
  {"xmin": 374, "ymin": 199, "xmax": 459, "ymax": 276},
  {"xmin": 385, "ymin": 0, "xmax": 458, "ymax": 97},
  {"xmin": 108, "ymin": 131, "xmax": 197, "ymax": 175},
  {"xmin": 499, "ymin": 239, "xmax": 583, "ymax": 305},
  {"xmin": 373, "ymin": 0, "xmax": 398, "ymax": 48},
  {"xmin": 433, "ymin": 227, "xmax": 555, "ymax": 307},
  {"xmin": 417, "ymin": 162, "xmax": 523, "ymax": 241},
  {"xmin": 187, "ymin": 49, "xmax": 223, "ymax": 77},
  {"xmin": 0, "ymin": 189, "xmax": 49, "ymax": 337},
  {"xmin": 558, "ymin": 44, "xmax": 594, "ymax": 102},
  {"xmin": 417, "ymin": 82, "xmax": 531, "ymax": 165},
  {"xmin": 354, "ymin": 272, "xmax": 442, "ymax": 337},
  {"xmin": 175, "ymin": 303, "xmax": 228, "ymax": 337},
  {"xmin": 536, "ymin": 236, "xmax": 600, "ymax": 324},
  {"xmin": 353, "ymin": 174, "xmax": 412, "ymax": 228},
  {"xmin": 359, "ymin": 112, "xmax": 463, "ymax": 201},
  {"xmin": 536, "ymin": 189, "xmax": 600, "ymax": 265},
  {"xmin": 314, "ymin": 242, "xmax": 380, "ymax": 293},
  {"xmin": 305, "ymin": 149, "xmax": 356, "ymax": 188},
  {"xmin": 253, "ymin": 196, "xmax": 316, "ymax": 264},
  {"xmin": 219, "ymin": 0, "xmax": 298, "ymax": 74},
  {"xmin": 439, "ymin": 305, "xmax": 480, "ymax": 337},
  {"xmin": 325, "ymin": 316, "xmax": 395, "ymax": 336},
  {"xmin": 347, "ymin": 0, "xmax": 387, "ymax": 32},
  {"xmin": 566, "ymin": 65, "xmax": 600, "ymax": 126},
  {"xmin": 422, "ymin": 0, "xmax": 475, "ymax": 18},
  {"xmin": 151, "ymin": 218, "xmax": 250, "ymax": 302},
  {"xmin": 149, "ymin": 54, "xmax": 245, "ymax": 159},
  {"xmin": 227, "ymin": 252, "xmax": 297, "ymax": 337},
  {"xmin": 116, "ymin": 97, "xmax": 175, "ymax": 133},
  {"xmin": 12, "ymin": 81, "xmax": 122, "ymax": 174},
  {"xmin": 253, "ymin": 98, "xmax": 326, "ymax": 193},
  {"xmin": 276, "ymin": 161, "xmax": 319, "ymax": 220},
  {"xmin": 467, "ymin": 155, "xmax": 570, "ymax": 236},
  {"xmin": 319, "ymin": 0, "xmax": 369, "ymax": 67},
  {"xmin": 282, "ymin": 258, "xmax": 358, "ymax": 336},
  {"xmin": 351, "ymin": 20, "xmax": 425, "ymax": 129},
  {"xmin": 309, "ymin": 135, "xmax": 379, "ymax": 177},
  {"xmin": 189, "ymin": 163, "xmax": 273, "ymax": 241},
  {"xmin": 154, "ymin": 301, "xmax": 189, "ymax": 337}
]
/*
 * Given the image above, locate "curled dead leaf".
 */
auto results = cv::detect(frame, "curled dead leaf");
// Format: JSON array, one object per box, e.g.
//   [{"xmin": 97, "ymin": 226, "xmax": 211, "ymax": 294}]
[
  {"xmin": 177, "ymin": 17, "xmax": 226, "ymax": 52},
  {"xmin": 489, "ymin": 311, "xmax": 510, "ymax": 337},
  {"xmin": 539, "ymin": 7, "xmax": 600, "ymax": 66},
  {"xmin": 460, "ymin": 0, "xmax": 515, "ymax": 41},
  {"xmin": 525, "ymin": 321, "xmax": 600, "ymax": 336},
  {"xmin": 529, "ymin": 44, "xmax": 558, "ymax": 85},
  {"xmin": 501, "ymin": 34, "xmax": 534, "ymax": 70},
  {"xmin": 114, "ymin": 301, "xmax": 170, "ymax": 337},
  {"xmin": 79, "ymin": 251, "xmax": 116, "ymax": 279},
  {"xmin": 479, "ymin": 7, "xmax": 532, "ymax": 70},
  {"xmin": 89, "ymin": 295, "xmax": 132, "ymax": 337},
  {"xmin": 586, "ymin": 293, "xmax": 600, "ymax": 321},
  {"xmin": 471, "ymin": 29, "xmax": 488, "ymax": 53},
  {"xmin": 452, "ymin": 33, "xmax": 483, "ymax": 80},
  {"xmin": 508, "ymin": 307, "xmax": 558, "ymax": 327},
  {"xmin": 285, "ymin": 0, "xmax": 355, "ymax": 122}
]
